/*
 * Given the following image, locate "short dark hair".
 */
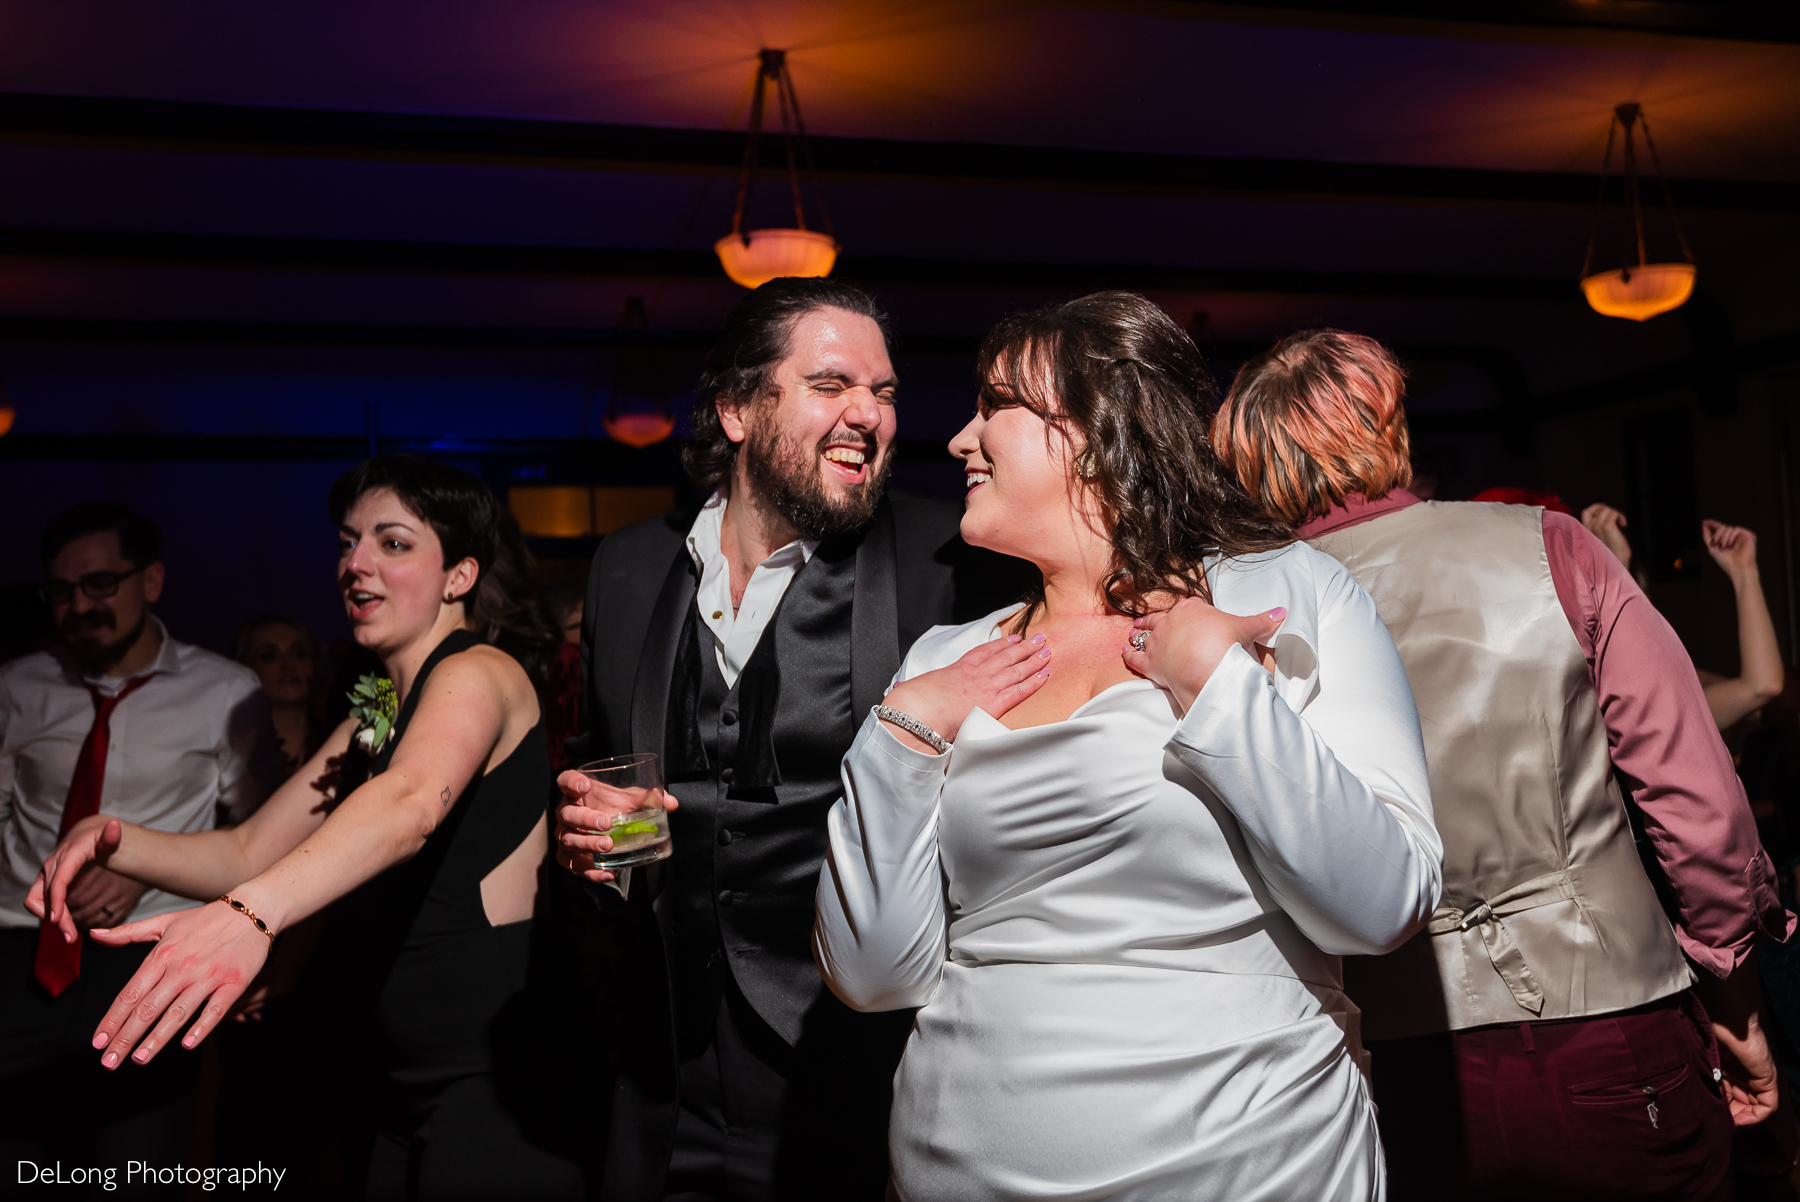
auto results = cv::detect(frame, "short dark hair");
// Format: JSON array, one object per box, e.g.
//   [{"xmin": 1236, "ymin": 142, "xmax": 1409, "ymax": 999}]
[
  {"xmin": 40, "ymin": 501, "xmax": 163, "ymax": 570},
  {"xmin": 683, "ymin": 277, "xmax": 894, "ymax": 490},
  {"xmin": 329, "ymin": 455, "xmax": 560, "ymax": 681}
]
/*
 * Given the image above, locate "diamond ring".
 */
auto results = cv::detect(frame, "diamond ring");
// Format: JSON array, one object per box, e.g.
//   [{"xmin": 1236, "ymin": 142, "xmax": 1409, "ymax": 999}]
[{"xmin": 1129, "ymin": 629, "xmax": 1148, "ymax": 652}]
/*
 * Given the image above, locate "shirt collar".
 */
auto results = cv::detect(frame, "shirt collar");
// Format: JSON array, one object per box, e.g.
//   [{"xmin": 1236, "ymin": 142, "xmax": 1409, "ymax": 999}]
[
  {"xmin": 685, "ymin": 489, "xmax": 819, "ymax": 574},
  {"xmin": 63, "ymin": 617, "xmax": 180, "ymax": 692},
  {"xmin": 1297, "ymin": 489, "xmax": 1422, "ymax": 539}
]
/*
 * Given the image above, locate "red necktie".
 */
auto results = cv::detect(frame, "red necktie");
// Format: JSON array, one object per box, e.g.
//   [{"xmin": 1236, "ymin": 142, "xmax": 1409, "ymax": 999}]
[{"xmin": 33, "ymin": 674, "xmax": 153, "ymax": 997}]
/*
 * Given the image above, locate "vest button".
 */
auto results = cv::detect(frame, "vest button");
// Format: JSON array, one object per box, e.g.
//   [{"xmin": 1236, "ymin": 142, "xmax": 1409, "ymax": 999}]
[
  {"xmin": 717, "ymin": 829, "xmax": 734, "ymax": 847},
  {"xmin": 721, "ymin": 710, "xmax": 738, "ymax": 726},
  {"xmin": 720, "ymin": 767, "xmax": 734, "ymax": 784},
  {"xmin": 717, "ymin": 890, "xmax": 734, "ymax": 906}
]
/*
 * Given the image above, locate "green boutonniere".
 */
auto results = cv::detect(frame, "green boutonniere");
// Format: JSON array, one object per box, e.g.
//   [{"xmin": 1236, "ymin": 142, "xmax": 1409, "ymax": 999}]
[{"xmin": 347, "ymin": 674, "xmax": 398, "ymax": 754}]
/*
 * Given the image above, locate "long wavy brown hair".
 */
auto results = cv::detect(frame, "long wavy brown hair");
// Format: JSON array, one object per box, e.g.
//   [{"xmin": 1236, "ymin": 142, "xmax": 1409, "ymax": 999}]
[{"xmin": 977, "ymin": 292, "xmax": 1292, "ymax": 626}]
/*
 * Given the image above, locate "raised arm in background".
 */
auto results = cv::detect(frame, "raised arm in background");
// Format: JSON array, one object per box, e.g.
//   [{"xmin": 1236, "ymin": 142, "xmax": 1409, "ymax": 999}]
[
  {"xmin": 1581, "ymin": 502, "xmax": 1634, "ymax": 571},
  {"xmin": 1696, "ymin": 521, "xmax": 1785, "ymax": 731}
]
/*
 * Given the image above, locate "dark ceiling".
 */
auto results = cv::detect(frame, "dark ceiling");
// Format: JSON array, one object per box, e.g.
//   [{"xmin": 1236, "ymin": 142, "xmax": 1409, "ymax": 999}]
[{"xmin": 0, "ymin": 0, "xmax": 1796, "ymax": 461}]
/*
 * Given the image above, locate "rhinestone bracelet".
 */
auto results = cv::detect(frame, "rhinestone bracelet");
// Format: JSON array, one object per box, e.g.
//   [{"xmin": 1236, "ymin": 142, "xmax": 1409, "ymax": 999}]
[{"xmin": 873, "ymin": 705, "xmax": 950, "ymax": 754}]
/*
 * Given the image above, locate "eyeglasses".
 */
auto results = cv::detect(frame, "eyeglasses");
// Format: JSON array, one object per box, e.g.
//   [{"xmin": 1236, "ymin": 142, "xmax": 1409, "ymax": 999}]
[{"xmin": 39, "ymin": 566, "xmax": 145, "ymax": 606}]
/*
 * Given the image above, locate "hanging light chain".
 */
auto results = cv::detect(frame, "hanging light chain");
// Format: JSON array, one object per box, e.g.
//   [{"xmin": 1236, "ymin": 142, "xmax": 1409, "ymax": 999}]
[
  {"xmin": 728, "ymin": 53, "xmax": 776, "ymax": 243},
  {"xmin": 725, "ymin": 49, "xmax": 834, "ymax": 246},
  {"xmin": 1581, "ymin": 112, "xmax": 1620, "ymax": 281},
  {"xmin": 1636, "ymin": 111, "xmax": 1695, "ymax": 265},
  {"xmin": 774, "ymin": 59, "xmax": 806, "ymax": 231},
  {"xmin": 778, "ymin": 59, "xmax": 835, "ymax": 239}
]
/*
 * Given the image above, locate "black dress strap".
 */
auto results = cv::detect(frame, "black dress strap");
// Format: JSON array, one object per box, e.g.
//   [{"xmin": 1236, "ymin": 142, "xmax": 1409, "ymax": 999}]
[{"xmin": 372, "ymin": 629, "xmax": 483, "ymax": 775}]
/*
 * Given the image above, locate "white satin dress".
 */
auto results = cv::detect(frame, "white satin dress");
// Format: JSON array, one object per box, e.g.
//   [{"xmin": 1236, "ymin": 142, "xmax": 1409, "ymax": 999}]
[{"xmin": 814, "ymin": 543, "xmax": 1442, "ymax": 1201}]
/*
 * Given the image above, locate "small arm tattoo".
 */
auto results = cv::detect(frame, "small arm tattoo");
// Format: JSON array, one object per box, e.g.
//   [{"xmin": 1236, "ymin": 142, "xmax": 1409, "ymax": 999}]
[{"xmin": 440, "ymin": 786, "xmax": 453, "ymax": 808}]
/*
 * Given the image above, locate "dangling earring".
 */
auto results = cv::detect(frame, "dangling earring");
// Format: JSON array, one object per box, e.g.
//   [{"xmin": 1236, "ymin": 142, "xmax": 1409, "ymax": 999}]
[{"xmin": 1077, "ymin": 453, "xmax": 1098, "ymax": 480}]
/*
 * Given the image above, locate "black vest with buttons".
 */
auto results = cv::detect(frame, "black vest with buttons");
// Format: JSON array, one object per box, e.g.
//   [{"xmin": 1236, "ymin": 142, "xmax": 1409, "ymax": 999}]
[{"xmin": 660, "ymin": 562, "xmax": 862, "ymax": 1053}]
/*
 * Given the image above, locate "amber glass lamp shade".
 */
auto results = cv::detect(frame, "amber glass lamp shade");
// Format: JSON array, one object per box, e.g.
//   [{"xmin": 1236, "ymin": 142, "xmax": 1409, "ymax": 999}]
[
  {"xmin": 1580, "ymin": 263, "xmax": 1696, "ymax": 322},
  {"xmin": 603, "ymin": 413, "xmax": 678, "ymax": 447},
  {"xmin": 0, "ymin": 406, "xmax": 13, "ymax": 437},
  {"xmin": 714, "ymin": 229, "xmax": 839, "ymax": 290}
]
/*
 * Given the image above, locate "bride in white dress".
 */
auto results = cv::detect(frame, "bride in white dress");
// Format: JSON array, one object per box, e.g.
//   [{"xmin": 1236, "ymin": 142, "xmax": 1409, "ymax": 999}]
[{"xmin": 813, "ymin": 293, "xmax": 1443, "ymax": 1201}]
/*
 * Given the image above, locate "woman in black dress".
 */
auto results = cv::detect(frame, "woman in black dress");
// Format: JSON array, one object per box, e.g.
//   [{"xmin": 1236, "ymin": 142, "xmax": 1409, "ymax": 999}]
[{"xmin": 30, "ymin": 456, "xmax": 579, "ymax": 1199}]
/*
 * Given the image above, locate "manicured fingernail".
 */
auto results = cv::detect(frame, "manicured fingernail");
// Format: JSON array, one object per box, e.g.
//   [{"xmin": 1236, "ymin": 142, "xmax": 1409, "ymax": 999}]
[
  {"xmin": 1038, "ymin": 647, "xmax": 1051, "ymax": 657},
  {"xmin": 134, "ymin": 1048, "xmax": 149, "ymax": 1063},
  {"xmin": 1031, "ymin": 633, "xmax": 1047, "ymax": 644},
  {"xmin": 1037, "ymin": 668, "xmax": 1050, "ymax": 677},
  {"xmin": 92, "ymin": 1033, "xmax": 108, "ymax": 1049},
  {"xmin": 1006, "ymin": 634, "xmax": 1021, "ymax": 643},
  {"xmin": 103, "ymin": 1052, "xmax": 118, "ymax": 1067},
  {"xmin": 1270, "ymin": 607, "xmax": 1288, "ymax": 621},
  {"xmin": 183, "ymin": 1035, "xmax": 196, "ymax": 1048}
]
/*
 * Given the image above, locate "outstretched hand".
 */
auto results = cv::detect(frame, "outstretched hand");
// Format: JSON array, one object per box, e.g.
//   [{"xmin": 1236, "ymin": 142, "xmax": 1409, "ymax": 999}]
[
  {"xmin": 88, "ymin": 899, "xmax": 270, "ymax": 1069},
  {"xmin": 27, "ymin": 815, "xmax": 125, "ymax": 945},
  {"xmin": 1123, "ymin": 598, "xmax": 1285, "ymax": 712},
  {"xmin": 877, "ymin": 632, "xmax": 1054, "ymax": 753}
]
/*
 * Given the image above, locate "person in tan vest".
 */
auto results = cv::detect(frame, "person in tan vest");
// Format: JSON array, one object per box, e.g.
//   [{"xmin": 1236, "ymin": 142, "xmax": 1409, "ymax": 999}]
[{"xmin": 1211, "ymin": 328, "xmax": 1793, "ymax": 1200}]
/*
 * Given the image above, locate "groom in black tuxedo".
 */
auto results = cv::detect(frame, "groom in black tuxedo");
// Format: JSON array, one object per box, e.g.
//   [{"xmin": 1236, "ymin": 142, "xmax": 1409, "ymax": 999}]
[{"xmin": 555, "ymin": 278, "xmax": 1027, "ymax": 1202}]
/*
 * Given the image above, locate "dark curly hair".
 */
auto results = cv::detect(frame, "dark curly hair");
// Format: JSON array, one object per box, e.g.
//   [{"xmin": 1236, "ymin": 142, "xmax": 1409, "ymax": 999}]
[
  {"xmin": 328, "ymin": 455, "xmax": 560, "ymax": 683},
  {"xmin": 976, "ymin": 292, "xmax": 1292, "ymax": 626},
  {"xmin": 683, "ymin": 277, "xmax": 894, "ymax": 490}
]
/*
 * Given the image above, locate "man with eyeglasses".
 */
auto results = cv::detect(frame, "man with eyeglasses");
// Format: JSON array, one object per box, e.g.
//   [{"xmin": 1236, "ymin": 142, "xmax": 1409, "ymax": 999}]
[{"xmin": 0, "ymin": 501, "xmax": 280, "ymax": 1173}]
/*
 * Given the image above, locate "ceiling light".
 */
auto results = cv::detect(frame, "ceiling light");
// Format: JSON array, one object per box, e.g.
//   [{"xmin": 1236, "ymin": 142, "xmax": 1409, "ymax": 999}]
[
  {"xmin": 714, "ymin": 49, "xmax": 839, "ymax": 290},
  {"xmin": 1580, "ymin": 103, "xmax": 1695, "ymax": 322}
]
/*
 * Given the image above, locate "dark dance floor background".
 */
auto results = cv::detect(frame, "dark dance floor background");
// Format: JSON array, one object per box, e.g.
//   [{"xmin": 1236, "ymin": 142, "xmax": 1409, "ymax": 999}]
[{"xmin": 0, "ymin": 0, "xmax": 1796, "ymax": 678}]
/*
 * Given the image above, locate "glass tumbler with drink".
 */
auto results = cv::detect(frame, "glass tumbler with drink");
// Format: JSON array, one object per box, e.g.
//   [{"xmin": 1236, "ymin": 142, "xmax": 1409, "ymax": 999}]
[{"xmin": 576, "ymin": 752, "xmax": 672, "ymax": 869}]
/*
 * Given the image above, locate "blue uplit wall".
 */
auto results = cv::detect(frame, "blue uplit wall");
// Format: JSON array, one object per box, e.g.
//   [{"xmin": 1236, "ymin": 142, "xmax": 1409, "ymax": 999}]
[{"xmin": 0, "ymin": 339, "xmax": 986, "ymax": 657}]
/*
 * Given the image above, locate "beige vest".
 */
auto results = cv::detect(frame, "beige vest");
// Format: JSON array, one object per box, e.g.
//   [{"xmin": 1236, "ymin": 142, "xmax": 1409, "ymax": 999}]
[{"xmin": 1312, "ymin": 500, "xmax": 1693, "ymax": 1039}]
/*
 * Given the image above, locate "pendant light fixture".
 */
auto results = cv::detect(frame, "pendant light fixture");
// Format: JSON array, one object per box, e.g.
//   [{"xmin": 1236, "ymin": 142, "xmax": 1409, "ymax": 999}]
[
  {"xmin": 714, "ymin": 49, "xmax": 839, "ymax": 290},
  {"xmin": 1580, "ymin": 103, "xmax": 1696, "ymax": 322},
  {"xmin": 602, "ymin": 295, "xmax": 678, "ymax": 447}
]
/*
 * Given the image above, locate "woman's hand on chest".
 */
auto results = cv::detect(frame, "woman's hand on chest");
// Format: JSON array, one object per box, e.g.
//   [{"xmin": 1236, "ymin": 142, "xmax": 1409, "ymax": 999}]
[
  {"xmin": 879, "ymin": 631, "xmax": 1055, "ymax": 751},
  {"xmin": 1123, "ymin": 598, "xmax": 1286, "ymax": 713}
]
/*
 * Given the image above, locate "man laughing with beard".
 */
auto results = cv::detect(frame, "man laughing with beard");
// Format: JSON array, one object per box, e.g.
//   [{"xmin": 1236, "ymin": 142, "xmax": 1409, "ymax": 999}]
[
  {"xmin": 553, "ymin": 278, "xmax": 1030, "ymax": 1202},
  {"xmin": 0, "ymin": 502, "xmax": 279, "ymax": 1175}
]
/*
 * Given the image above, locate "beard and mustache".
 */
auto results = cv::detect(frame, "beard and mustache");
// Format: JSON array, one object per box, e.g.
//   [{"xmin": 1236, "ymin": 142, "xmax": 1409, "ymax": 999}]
[
  {"xmin": 61, "ymin": 605, "xmax": 148, "ymax": 674},
  {"xmin": 742, "ymin": 420, "xmax": 893, "ymax": 540}
]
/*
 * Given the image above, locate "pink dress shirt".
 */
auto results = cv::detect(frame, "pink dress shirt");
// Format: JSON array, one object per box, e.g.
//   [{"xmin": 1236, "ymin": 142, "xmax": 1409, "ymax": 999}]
[{"xmin": 1300, "ymin": 490, "xmax": 1792, "ymax": 978}]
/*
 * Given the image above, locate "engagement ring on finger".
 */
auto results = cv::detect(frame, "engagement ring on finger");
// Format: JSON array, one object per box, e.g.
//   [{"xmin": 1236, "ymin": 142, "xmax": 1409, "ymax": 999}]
[{"xmin": 1130, "ymin": 630, "xmax": 1148, "ymax": 651}]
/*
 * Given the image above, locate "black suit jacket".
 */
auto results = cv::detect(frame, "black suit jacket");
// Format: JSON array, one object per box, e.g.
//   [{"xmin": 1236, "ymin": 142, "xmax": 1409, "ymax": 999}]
[{"xmin": 571, "ymin": 492, "xmax": 1029, "ymax": 1200}]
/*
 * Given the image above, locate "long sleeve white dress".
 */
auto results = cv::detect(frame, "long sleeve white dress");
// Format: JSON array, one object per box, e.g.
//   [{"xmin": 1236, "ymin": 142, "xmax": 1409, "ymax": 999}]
[{"xmin": 814, "ymin": 542, "xmax": 1442, "ymax": 1201}]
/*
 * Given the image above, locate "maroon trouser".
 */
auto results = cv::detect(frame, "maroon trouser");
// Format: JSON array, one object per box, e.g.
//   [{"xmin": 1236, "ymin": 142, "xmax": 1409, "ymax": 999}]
[{"xmin": 1369, "ymin": 993, "xmax": 1734, "ymax": 1202}]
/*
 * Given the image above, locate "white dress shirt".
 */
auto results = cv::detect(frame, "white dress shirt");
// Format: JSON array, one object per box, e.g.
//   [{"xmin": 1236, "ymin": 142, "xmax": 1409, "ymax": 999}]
[
  {"xmin": 686, "ymin": 491, "xmax": 818, "ymax": 688},
  {"xmin": 0, "ymin": 620, "xmax": 282, "ymax": 928}
]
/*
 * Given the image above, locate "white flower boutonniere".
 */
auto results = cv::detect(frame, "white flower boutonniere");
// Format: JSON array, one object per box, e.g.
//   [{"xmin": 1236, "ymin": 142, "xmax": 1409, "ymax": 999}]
[{"xmin": 347, "ymin": 674, "xmax": 398, "ymax": 755}]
